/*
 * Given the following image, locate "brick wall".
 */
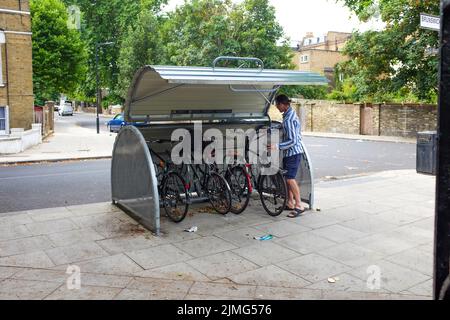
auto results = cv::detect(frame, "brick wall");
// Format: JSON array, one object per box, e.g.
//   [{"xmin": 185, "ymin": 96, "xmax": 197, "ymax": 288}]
[
  {"xmin": 294, "ymin": 100, "xmax": 360, "ymax": 134},
  {"xmin": 293, "ymin": 99, "xmax": 437, "ymax": 138},
  {"xmin": 0, "ymin": 0, "xmax": 34, "ymax": 131}
]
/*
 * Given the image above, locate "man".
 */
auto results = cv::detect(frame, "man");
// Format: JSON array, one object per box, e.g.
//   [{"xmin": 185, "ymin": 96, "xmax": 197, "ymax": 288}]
[{"xmin": 273, "ymin": 94, "xmax": 305, "ymax": 218}]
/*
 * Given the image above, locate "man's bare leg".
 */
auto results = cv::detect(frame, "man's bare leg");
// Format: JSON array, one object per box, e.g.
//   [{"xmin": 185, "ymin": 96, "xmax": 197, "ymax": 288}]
[
  {"xmin": 286, "ymin": 179, "xmax": 304, "ymax": 210},
  {"xmin": 287, "ymin": 186, "xmax": 295, "ymax": 208}
]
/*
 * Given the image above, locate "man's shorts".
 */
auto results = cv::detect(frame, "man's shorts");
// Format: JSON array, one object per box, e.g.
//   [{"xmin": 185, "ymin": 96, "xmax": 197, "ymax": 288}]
[{"xmin": 283, "ymin": 154, "xmax": 302, "ymax": 179}]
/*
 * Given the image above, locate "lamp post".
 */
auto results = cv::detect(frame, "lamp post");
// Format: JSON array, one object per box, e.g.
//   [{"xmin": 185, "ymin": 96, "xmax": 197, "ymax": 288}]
[{"xmin": 95, "ymin": 41, "xmax": 114, "ymax": 134}]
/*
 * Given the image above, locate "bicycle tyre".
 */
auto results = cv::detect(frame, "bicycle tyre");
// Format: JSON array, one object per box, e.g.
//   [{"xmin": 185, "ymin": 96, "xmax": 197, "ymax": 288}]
[
  {"xmin": 258, "ymin": 172, "xmax": 287, "ymax": 216},
  {"xmin": 206, "ymin": 172, "xmax": 232, "ymax": 215},
  {"xmin": 225, "ymin": 165, "xmax": 251, "ymax": 214},
  {"xmin": 161, "ymin": 171, "xmax": 190, "ymax": 223}
]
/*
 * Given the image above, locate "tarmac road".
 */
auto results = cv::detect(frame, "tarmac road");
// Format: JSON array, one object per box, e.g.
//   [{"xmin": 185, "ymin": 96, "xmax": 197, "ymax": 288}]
[{"xmin": 0, "ymin": 136, "xmax": 416, "ymax": 213}]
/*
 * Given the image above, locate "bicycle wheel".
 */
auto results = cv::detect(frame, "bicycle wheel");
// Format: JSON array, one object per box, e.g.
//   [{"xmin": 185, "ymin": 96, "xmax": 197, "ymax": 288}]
[
  {"xmin": 258, "ymin": 172, "xmax": 287, "ymax": 216},
  {"xmin": 225, "ymin": 165, "xmax": 251, "ymax": 214},
  {"xmin": 205, "ymin": 172, "xmax": 232, "ymax": 215},
  {"xmin": 161, "ymin": 171, "xmax": 189, "ymax": 223}
]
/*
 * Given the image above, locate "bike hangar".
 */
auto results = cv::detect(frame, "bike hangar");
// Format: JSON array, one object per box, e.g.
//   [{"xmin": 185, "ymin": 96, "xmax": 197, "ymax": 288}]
[{"xmin": 111, "ymin": 56, "xmax": 328, "ymax": 236}]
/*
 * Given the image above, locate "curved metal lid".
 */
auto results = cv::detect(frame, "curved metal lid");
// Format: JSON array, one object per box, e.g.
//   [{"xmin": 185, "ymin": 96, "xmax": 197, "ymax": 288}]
[{"xmin": 124, "ymin": 65, "xmax": 328, "ymax": 122}]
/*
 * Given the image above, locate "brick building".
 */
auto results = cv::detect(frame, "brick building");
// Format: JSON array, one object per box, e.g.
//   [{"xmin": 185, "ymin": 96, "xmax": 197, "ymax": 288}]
[
  {"xmin": 292, "ymin": 31, "xmax": 351, "ymax": 86},
  {"xmin": 0, "ymin": 0, "xmax": 40, "ymax": 153}
]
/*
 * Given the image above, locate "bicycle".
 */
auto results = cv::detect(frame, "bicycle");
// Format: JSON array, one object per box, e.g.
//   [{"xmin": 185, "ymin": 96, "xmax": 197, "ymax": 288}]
[
  {"xmin": 214, "ymin": 150, "xmax": 252, "ymax": 215},
  {"xmin": 148, "ymin": 140, "xmax": 190, "ymax": 223},
  {"xmin": 220, "ymin": 134, "xmax": 288, "ymax": 217},
  {"xmin": 180, "ymin": 161, "xmax": 232, "ymax": 215}
]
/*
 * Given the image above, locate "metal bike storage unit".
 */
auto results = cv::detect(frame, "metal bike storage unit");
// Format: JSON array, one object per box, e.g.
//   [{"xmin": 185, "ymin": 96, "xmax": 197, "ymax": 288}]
[{"xmin": 111, "ymin": 57, "xmax": 328, "ymax": 235}]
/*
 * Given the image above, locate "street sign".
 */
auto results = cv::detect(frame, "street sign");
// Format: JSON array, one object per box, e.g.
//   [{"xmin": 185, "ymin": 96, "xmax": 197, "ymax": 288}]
[{"xmin": 420, "ymin": 13, "xmax": 440, "ymax": 31}]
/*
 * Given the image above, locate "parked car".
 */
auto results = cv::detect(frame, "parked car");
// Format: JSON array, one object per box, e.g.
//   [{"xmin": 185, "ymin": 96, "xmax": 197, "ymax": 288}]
[
  {"xmin": 58, "ymin": 101, "xmax": 74, "ymax": 116},
  {"xmin": 106, "ymin": 113, "xmax": 149, "ymax": 132}
]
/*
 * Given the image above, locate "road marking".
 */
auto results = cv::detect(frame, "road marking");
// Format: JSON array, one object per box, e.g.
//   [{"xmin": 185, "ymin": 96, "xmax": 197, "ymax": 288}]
[{"xmin": 0, "ymin": 169, "xmax": 109, "ymax": 180}]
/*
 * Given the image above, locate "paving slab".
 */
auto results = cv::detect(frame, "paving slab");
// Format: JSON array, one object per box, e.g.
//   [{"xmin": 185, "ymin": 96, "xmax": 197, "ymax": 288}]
[
  {"xmin": 215, "ymin": 227, "xmax": 262, "ymax": 248},
  {"xmin": 274, "ymin": 231, "xmax": 337, "ymax": 255},
  {"xmin": 231, "ymin": 242, "xmax": 299, "ymax": 267},
  {"xmin": 276, "ymin": 253, "xmax": 351, "ymax": 283},
  {"xmin": 0, "ymin": 235, "xmax": 55, "ymax": 257},
  {"xmin": 45, "ymin": 285, "xmax": 122, "ymax": 300},
  {"xmin": 252, "ymin": 220, "xmax": 311, "ymax": 237},
  {"xmin": 317, "ymin": 243, "xmax": 385, "ymax": 268},
  {"xmin": 114, "ymin": 288, "xmax": 186, "ymax": 300},
  {"xmin": 173, "ymin": 236, "xmax": 238, "ymax": 258},
  {"xmin": 0, "ymin": 279, "xmax": 61, "ymax": 300},
  {"xmin": 125, "ymin": 244, "xmax": 193, "ymax": 270},
  {"xmin": 347, "ymin": 260, "xmax": 431, "ymax": 293},
  {"xmin": 405, "ymin": 279, "xmax": 433, "ymax": 296},
  {"xmin": 310, "ymin": 224, "xmax": 368, "ymax": 243},
  {"xmin": 53, "ymin": 253, "xmax": 144, "ymax": 276},
  {"xmin": 384, "ymin": 247, "xmax": 433, "ymax": 277},
  {"xmin": 189, "ymin": 282, "xmax": 256, "ymax": 299},
  {"xmin": 305, "ymin": 272, "xmax": 389, "ymax": 294},
  {"xmin": 339, "ymin": 216, "xmax": 398, "ymax": 234},
  {"xmin": 229, "ymin": 265, "xmax": 311, "ymax": 288},
  {"xmin": 186, "ymin": 251, "xmax": 259, "ymax": 280},
  {"xmin": 136, "ymin": 262, "xmax": 211, "ymax": 282},
  {"xmin": 25, "ymin": 219, "xmax": 79, "ymax": 236},
  {"xmin": 96, "ymin": 234, "xmax": 164, "ymax": 255},
  {"xmin": 255, "ymin": 286, "xmax": 323, "ymax": 300},
  {"xmin": 47, "ymin": 228, "xmax": 105, "ymax": 247},
  {"xmin": 0, "ymin": 266, "xmax": 22, "ymax": 280},
  {"xmin": 126, "ymin": 277, "xmax": 193, "ymax": 296},
  {"xmin": 0, "ymin": 251, "xmax": 55, "ymax": 268},
  {"xmin": 45, "ymin": 242, "xmax": 109, "ymax": 265}
]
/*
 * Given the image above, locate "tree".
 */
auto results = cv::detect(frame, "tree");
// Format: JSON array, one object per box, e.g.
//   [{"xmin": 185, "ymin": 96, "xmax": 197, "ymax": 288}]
[
  {"xmin": 161, "ymin": 0, "xmax": 293, "ymax": 69},
  {"xmin": 336, "ymin": 0, "xmax": 439, "ymax": 103},
  {"xmin": 61, "ymin": 0, "xmax": 167, "ymax": 103},
  {"xmin": 117, "ymin": 10, "xmax": 164, "ymax": 98},
  {"xmin": 31, "ymin": 0, "xmax": 87, "ymax": 105}
]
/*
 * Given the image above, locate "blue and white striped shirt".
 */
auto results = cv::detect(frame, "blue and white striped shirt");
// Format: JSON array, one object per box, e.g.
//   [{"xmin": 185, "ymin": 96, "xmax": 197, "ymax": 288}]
[{"xmin": 278, "ymin": 106, "xmax": 303, "ymax": 157}]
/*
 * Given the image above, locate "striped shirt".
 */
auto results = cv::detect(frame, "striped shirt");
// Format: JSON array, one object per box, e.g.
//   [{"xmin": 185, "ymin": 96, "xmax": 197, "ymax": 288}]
[{"xmin": 278, "ymin": 106, "xmax": 303, "ymax": 157}]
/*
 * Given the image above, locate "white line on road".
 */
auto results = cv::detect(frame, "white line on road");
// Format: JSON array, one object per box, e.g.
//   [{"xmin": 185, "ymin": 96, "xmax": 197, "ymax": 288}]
[{"xmin": 0, "ymin": 169, "xmax": 109, "ymax": 180}]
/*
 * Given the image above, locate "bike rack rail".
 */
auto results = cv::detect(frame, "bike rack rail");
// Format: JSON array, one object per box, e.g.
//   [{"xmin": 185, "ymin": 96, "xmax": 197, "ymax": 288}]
[{"xmin": 111, "ymin": 57, "xmax": 328, "ymax": 235}]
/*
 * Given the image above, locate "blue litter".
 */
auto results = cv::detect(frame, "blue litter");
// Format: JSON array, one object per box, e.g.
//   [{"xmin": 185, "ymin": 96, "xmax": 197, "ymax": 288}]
[{"xmin": 254, "ymin": 234, "xmax": 273, "ymax": 241}]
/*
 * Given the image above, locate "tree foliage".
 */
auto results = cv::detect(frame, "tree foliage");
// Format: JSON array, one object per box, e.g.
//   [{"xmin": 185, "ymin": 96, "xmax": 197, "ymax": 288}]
[
  {"xmin": 336, "ymin": 0, "xmax": 439, "ymax": 103},
  {"xmin": 31, "ymin": 0, "xmax": 87, "ymax": 104},
  {"xmin": 117, "ymin": 10, "xmax": 164, "ymax": 98},
  {"xmin": 61, "ymin": 0, "xmax": 167, "ymax": 102},
  {"xmin": 161, "ymin": 0, "xmax": 293, "ymax": 69}
]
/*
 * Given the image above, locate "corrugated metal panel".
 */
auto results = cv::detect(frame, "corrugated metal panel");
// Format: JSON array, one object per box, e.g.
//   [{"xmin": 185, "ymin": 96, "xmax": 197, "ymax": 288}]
[
  {"xmin": 151, "ymin": 65, "xmax": 328, "ymax": 85},
  {"xmin": 124, "ymin": 65, "xmax": 328, "ymax": 121}
]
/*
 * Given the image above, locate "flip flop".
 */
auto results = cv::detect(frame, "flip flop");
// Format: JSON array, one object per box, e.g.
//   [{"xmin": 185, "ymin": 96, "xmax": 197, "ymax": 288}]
[
  {"xmin": 284, "ymin": 206, "xmax": 296, "ymax": 211},
  {"xmin": 287, "ymin": 208, "xmax": 305, "ymax": 218}
]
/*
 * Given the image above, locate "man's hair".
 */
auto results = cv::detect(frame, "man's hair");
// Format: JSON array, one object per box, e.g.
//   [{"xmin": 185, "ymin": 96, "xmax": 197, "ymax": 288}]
[{"xmin": 275, "ymin": 94, "xmax": 291, "ymax": 105}]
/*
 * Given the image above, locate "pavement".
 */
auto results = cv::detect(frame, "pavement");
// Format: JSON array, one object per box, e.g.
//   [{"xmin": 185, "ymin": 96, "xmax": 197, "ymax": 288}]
[
  {"xmin": 0, "ymin": 112, "xmax": 116, "ymax": 165},
  {"xmin": 302, "ymin": 132, "xmax": 416, "ymax": 144},
  {"xmin": 0, "ymin": 169, "xmax": 435, "ymax": 300}
]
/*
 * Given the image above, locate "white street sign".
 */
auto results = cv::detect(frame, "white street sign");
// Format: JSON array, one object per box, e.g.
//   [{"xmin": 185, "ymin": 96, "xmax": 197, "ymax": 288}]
[{"xmin": 420, "ymin": 13, "xmax": 440, "ymax": 31}]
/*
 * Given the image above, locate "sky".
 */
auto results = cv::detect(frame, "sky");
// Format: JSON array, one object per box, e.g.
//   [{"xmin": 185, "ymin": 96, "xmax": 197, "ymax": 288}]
[{"xmin": 162, "ymin": 0, "xmax": 384, "ymax": 45}]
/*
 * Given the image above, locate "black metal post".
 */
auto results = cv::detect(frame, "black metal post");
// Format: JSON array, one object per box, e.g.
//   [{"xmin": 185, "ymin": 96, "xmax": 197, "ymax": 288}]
[
  {"xmin": 95, "ymin": 44, "xmax": 100, "ymax": 134},
  {"xmin": 434, "ymin": 0, "xmax": 450, "ymax": 300},
  {"xmin": 94, "ymin": 41, "xmax": 113, "ymax": 134}
]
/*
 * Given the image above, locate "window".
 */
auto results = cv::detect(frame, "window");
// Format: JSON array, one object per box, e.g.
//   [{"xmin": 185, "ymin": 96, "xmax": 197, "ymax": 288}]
[
  {"xmin": 300, "ymin": 55, "xmax": 309, "ymax": 64},
  {"xmin": 0, "ymin": 106, "xmax": 8, "ymax": 135},
  {"xmin": 0, "ymin": 31, "xmax": 5, "ymax": 86}
]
